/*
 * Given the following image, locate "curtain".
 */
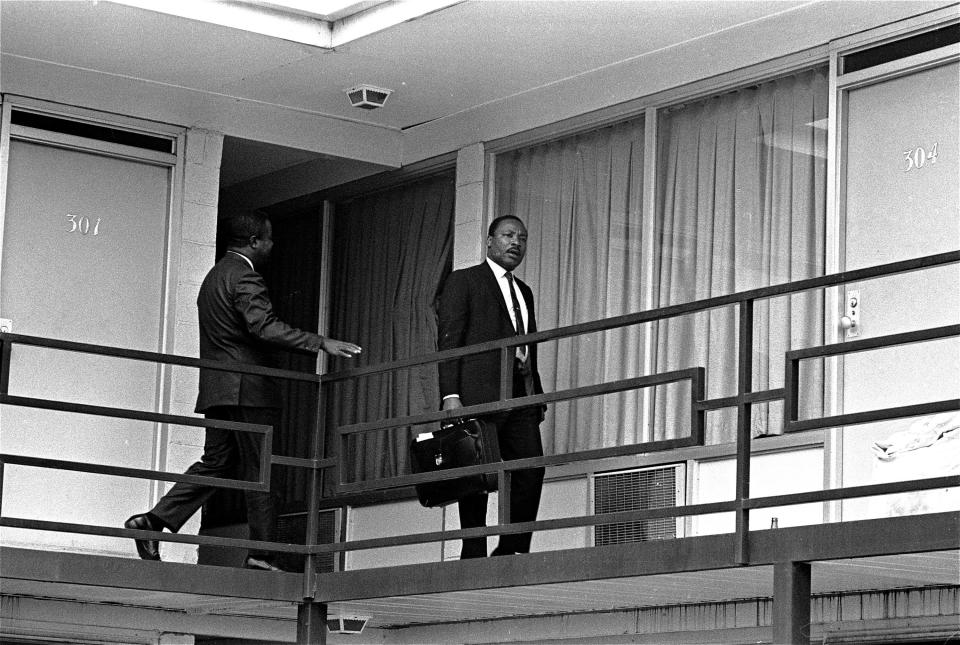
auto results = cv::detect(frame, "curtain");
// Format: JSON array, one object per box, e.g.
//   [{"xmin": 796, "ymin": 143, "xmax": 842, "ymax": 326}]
[
  {"xmin": 495, "ymin": 67, "xmax": 827, "ymax": 452},
  {"xmin": 326, "ymin": 174, "xmax": 454, "ymax": 483},
  {"xmin": 652, "ymin": 68, "xmax": 827, "ymax": 443},
  {"xmin": 496, "ymin": 118, "xmax": 648, "ymax": 455}
]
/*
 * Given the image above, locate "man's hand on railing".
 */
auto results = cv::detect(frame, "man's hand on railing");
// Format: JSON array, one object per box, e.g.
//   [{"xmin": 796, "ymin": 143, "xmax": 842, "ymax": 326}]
[{"xmin": 321, "ymin": 337, "xmax": 362, "ymax": 358}]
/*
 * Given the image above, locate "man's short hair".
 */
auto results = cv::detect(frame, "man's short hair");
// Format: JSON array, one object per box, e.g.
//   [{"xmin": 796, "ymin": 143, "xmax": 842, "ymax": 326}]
[
  {"xmin": 487, "ymin": 215, "xmax": 525, "ymax": 237},
  {"xmin": 225, "ymin": 210, "xmax": 270, "ymax": 248}
]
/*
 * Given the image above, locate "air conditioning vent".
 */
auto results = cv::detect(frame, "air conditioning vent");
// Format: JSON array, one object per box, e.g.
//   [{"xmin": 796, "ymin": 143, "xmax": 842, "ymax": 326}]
[
  {"xmin": 275, "ymin": 508, "xmax": 340, "ymax": 572},
  {"xmin": 593, "ymin": 464, "xmax": 684, "ymax": 546}
]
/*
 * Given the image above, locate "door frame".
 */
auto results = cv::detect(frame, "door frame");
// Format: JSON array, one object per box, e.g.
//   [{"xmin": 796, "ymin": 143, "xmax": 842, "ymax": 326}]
[
  {"xmin": 0, "ymin": 95, "xmax": 186, "ymax": 502},
  {"xmin": 824, "ymin": 10, "xmax": 960, "ymax": 521}
]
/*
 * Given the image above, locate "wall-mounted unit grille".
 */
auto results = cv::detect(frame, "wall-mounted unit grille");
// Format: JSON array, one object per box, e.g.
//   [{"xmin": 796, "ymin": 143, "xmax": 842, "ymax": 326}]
[
  {"xmin": 593, "ymin": 464, "xmax": 684, "ymax": 546},
  {"xmin": 275, "ymin": 508, "xmax": 340, "ymax": 572}
]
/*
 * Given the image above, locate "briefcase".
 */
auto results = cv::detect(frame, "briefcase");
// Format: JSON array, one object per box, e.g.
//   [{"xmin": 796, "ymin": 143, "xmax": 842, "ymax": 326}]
[{"xmin": 409, "ymin": 418, "xmax": 501, "ymax": 507}]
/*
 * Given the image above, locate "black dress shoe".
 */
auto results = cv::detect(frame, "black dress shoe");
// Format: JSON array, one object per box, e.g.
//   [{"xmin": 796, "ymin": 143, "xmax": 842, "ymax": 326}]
[
  {"xmin": 244, "ymin": 556, "xmax": 284, "ymax": 572},
  {"xmin": 124, "ymin": 514, "xmax": 161, "ymax": 561}
]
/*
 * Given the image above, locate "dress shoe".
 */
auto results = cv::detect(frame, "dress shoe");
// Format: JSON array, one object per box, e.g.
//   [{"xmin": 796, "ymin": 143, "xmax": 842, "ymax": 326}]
[
  {"xmin": 244, "ymin": 556, "xmax": 284, "ymax": 572},
  {"xmin": 124, "ymin": 514, "xmax": 161, "ymax": 561}
]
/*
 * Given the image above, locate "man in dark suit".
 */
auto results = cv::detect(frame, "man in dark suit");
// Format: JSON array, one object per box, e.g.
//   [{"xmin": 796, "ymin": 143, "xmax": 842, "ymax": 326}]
[
  {"xmin": 437, "ymin": 215, "xmax": 545, "ymax": 558},
  {"xmin": 125, "ymin": 210, "xmax": 361, "ymax": 570}
]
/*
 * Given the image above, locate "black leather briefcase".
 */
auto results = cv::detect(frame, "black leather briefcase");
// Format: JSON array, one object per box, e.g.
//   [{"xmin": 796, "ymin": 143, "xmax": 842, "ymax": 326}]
[{"xmin": 409, "ymin": 418, "xmax": 501, "ymax": 508}]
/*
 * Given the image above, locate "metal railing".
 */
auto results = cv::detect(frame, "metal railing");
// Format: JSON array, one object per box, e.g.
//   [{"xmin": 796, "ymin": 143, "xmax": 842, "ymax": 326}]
[{"xmin": 1, "ymin": 250, "xmax": 958, "ymax": 587}]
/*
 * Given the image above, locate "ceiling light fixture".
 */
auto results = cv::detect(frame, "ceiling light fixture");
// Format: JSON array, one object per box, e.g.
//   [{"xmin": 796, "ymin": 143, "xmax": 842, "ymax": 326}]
[{"xmin": 345, "ymin": 84, "xmax": 392, "ymax": 109}]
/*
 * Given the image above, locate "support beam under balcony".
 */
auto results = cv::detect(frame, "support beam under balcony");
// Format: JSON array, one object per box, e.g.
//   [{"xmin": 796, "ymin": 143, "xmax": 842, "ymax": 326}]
[
  {"xmin": 297, "ymin": 600, "xmax": 327, "ymax": 645},
  {"xmin": 773, "ymin": 561, "xmax": 811, "ymax": 645}
]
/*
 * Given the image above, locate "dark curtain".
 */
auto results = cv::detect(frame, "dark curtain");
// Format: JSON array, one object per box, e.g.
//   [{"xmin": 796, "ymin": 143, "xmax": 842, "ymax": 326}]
[{"xmin": 325, "ymin": 174, "xmax": 455, "ymax": 485}]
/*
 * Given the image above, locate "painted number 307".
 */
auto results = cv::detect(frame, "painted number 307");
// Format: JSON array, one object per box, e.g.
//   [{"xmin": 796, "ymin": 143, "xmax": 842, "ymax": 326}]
[
  {"xmin": 902, "ymin": 143, "xmax": 939, "ymax": 171},
  {"xmin": 66, "ymin": 214, "xmax": 102, "ymax": 236}
]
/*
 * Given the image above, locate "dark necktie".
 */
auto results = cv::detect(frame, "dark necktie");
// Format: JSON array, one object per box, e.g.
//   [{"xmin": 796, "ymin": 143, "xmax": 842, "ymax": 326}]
[{"xmin": 506, "ymin": 273, "xmax": 526, "ymax": 359}]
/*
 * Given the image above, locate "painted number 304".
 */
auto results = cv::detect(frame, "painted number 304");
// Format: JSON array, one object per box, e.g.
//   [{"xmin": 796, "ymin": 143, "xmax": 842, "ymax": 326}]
[
  {"xmin": 66, "ymin": 214, "xmax": 102, "ymax": 236},
  {"xmin": 902, "ymin": 143, "xmax": 939, "ymax": 171}
]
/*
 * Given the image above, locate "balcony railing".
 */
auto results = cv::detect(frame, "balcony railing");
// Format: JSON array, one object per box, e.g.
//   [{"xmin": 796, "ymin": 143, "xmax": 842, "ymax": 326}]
[{"xmin": 1, "ymin": 250, "xmax": 958, "ymax": 603}]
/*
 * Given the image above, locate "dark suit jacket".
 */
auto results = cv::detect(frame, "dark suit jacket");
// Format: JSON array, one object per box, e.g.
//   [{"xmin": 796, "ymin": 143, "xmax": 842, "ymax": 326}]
[
  {"xmin": 195, "ymin": 253, "xmax": 323, "ymax": 412},
  {"xmin": 437, "ymin": 261, "xmax": 543, "ymax": 406}
]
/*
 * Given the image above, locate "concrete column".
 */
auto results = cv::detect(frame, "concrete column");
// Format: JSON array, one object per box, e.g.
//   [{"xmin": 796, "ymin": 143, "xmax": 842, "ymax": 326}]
[
  {"xmin": 773, "ymin": 561, "xmax": 811, "ymax": 645},
  {"xmin": 162, "ymin": 127, "xmax": 224, "ymax": 564},
  {"xmin": 452, "ymin": 143, "xmax": 487, "ymax": 269}
]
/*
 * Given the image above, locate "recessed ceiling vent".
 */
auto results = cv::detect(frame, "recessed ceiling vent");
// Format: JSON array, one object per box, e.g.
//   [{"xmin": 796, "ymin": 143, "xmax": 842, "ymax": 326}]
[{"xmin": 346, "ymin": 84, "xmax": 392, "ymax": 109}]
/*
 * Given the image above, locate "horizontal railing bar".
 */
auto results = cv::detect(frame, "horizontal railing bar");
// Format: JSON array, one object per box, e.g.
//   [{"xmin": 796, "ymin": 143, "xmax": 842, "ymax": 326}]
[
  {"xmin": 0, "ymin": 394, "xmax": 271, "ymax": 433},
  {"xmin": 0, "ymin": 332, "xmax": 321, "ymax": 383},
  {"xmin": 787, "ymin": 324, "xmax": 959, "ymax": 360},
  {"xmin": 270, "ymin": 455, "xmax": 337, "ymax": 470},
  {"xmin": 697, "ymin": 388, "xmax": 786, "ymax": 411},
  {"xmin": 0, "ymin": 517, "xmax": 309, "ymax": 554},
  {"xmin": 744, "ymin": 475, "xmax": 960, "ymax": 509},
  {"xmin": 335, "ymin": 439, "xmax": 692, "ymax": 495},
  {"xmin": 787, "ymin": 399, "xmax": 959, "ymax": 433},
  {"xmin": 321, "ymin": 251, "xmax": 959, "ymax": 384},
  {"xmin": 337, "ymin": 368, "xmax": 701, "ymax": 436},
  {"xmin": 0, "ymin": 454, "xmax": 268, "ymax": 491},
  {"xmin": 302, "ymin": 500, "xmax": 740, "ymax": 554},
  {"xmin": 325, "ymin": 476, "xmax": 960, "ymax": 554}
]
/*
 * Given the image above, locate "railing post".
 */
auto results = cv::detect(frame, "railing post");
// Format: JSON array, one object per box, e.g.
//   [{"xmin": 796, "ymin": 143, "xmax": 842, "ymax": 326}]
[
  {"xmin": 0, "ymin": 337, "xmax": 10, "ymax": 515},
  {"xmin": 0, "ymin": 335, "xmax": 11, "ymax": 395},
  {"xmin": 303, "ymin": 379, "xmax": 327, "ymax": 599},
  {"xmin": 297, "ymin": 599, "xmax": 327, "ymax": 645},
  {"xmin": 735, "ymin": 299, "xmax": 754, "ymax": 565}
]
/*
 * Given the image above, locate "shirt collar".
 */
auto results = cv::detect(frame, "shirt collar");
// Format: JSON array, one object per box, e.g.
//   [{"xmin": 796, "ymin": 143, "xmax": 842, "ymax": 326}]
[
  {"xmin": 227, "ymin": 250, "xmax": 255, "ymax": 270},
  {"xmin": 485, "ymin": 257, "xmax": 510, "ymax": 279}
]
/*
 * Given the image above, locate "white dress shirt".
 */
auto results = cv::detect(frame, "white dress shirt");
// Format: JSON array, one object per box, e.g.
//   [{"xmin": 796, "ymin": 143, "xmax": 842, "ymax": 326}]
[{"xmin": 486, "ymin": 257, "xmax": 529, "ymax": 362}]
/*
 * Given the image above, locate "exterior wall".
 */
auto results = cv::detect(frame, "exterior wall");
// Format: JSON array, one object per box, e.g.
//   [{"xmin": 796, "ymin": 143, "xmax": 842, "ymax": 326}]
[{"xmin": 160, "ymin": 128, "xmax": 223, "ymax": 564}]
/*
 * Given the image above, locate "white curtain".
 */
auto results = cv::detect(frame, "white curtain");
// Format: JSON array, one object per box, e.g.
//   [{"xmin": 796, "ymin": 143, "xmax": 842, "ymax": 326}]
[
  {"xmin": 496, "ymin": 67, "xmax": 827, "ymax": 452},
  {"xmin": 653, "ymin": 69, "xmax": 827, "ymax": 443},
  {"xmin": 496, "ymin": 118, "xmax": 649, "ymax": 455}
]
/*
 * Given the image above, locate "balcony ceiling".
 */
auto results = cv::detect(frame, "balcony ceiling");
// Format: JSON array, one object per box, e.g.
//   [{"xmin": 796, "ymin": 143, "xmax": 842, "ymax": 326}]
[
  {"xmin": 0, "ymin": 0, "xmax": 828, "ymax": 186},
  {"xmin": 1, "ymin": 0, "xmax": 816, "ymax": 131}
]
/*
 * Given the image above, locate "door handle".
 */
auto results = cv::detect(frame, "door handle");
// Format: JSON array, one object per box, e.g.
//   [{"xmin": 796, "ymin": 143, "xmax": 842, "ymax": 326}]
[{"xmin": 841, "ymin": 290, "xmax": 861, "ymax": 338}]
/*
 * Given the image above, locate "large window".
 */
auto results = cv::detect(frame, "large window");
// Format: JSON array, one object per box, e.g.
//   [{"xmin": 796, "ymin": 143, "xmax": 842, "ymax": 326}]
[
  {"xmin": 495, "ymin": 67, "xmax": 827, "ymax": 451},
  {"xmin": 496, "ymin": 117, "xmax": 648, "ymax": 454}
]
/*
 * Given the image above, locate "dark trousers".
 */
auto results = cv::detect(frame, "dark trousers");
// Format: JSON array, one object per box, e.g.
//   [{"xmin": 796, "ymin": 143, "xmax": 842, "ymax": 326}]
[
  {"xmin": 150, "ymin": 406, "xmax": 278, "ymax": 560},
  {"xmin": 458, "ymin": 369, "xmax": 544, "ymax": 557}
]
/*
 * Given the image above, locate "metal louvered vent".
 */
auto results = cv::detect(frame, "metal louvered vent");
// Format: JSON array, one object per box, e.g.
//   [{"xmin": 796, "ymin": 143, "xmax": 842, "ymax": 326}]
[
  {"xmin": 275, "ymin": 508, "xmax": 339, "ymax": 572},
  {"xmin": 593, "ymin": 465, "xmax": 683, "ymax": 546}
]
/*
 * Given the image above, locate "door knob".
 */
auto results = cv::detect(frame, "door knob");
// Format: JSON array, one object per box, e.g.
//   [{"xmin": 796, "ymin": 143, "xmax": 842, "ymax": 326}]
[{"xmin": 842, "ymin": 289, "xmax": 861, "ymax": 338}]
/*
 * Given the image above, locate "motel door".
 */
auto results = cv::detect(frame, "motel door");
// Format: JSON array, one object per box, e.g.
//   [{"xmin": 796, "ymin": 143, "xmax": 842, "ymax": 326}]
[
  {"xmin": 838, "ymin": 54, "xmax": 959, "ymax": 520},
  {"xmin": 0, "ymin": 107, "xmax": 175, "ymax": 550}
]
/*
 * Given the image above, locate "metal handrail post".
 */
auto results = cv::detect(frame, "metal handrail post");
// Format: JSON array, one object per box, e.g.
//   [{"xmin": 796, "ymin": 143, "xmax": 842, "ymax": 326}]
[
  {"xmin": 302, "ymin": 380, "xmax": 327, "ymax": 598},
  {"xmin": 734, "ymin": 298, "xmax": 754, "ymax": 565}
]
